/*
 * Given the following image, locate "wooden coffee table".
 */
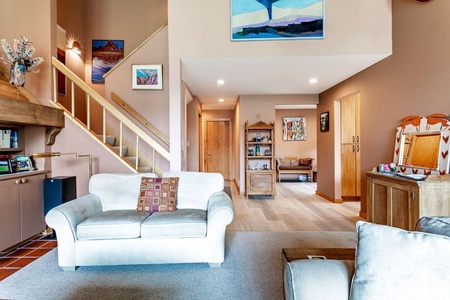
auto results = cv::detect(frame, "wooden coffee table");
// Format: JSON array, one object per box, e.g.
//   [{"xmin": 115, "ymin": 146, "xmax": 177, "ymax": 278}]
[{"xmin": 282, "ymin": 247, "xmax": 355, "ymax": 263}]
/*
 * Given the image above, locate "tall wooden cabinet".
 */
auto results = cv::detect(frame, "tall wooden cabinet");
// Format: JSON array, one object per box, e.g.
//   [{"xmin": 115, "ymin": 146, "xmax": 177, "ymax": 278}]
[
  {"xmin": 245, "ymin": 121, "xmax": 276, "ymax": 199},
  {"xmin": 367, "ymin": 171, "xmax": 450, "ymax": 231},
  {"xmin": 341, "ymin": 93, "xmax": 361, "ymax": 200}
]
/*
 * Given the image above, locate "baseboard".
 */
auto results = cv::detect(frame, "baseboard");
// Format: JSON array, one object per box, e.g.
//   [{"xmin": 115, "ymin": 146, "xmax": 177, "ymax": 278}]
[
  {"xmin": 315, "ymin": 190, "xmax": 343, "ymax": 203},
  {"xmin": 233, "ymin": 178, "xmax": 242, "ymax": 195}
]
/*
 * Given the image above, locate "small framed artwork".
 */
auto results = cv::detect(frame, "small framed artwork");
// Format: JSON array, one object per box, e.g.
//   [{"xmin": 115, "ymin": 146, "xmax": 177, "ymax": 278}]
[
  {"xmin": 282, "ymin": 117, "xmax": 306, "ymax": 141},
  {"xmin": 320, "ymin": 111, "xmax": 330, "ymax": 132},
  {"xmin": 0, "ymin": 158, "xmax": 12, "ymax": 174},
  {"xmin": 14, "ymin": 155, "xmax": 34, "ymax": 172},
  {"xmin": 132, "ymin": 64, "xmax": 163, "ymax": 90}
]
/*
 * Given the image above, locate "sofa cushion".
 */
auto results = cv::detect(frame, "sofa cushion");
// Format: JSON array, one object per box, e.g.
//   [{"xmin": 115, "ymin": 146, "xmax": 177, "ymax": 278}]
[
  {"xmin": 415, "ymin": 216, "xmax": 450, "ymax": 237},
  {"xmin": 77, "ymin": 210, "xmax": 151, "ymax": 240},
  {"xmin": 350, "ymin": 221, "xmax": 450, "ymax": 300},
  {"xmin": 137, "ymin": 177, "xmax": 179, "ymax": 212},
  {"xmin": 278, "ymin": 165, "xmax": 312, "ymax": 171},
  {"xmin": 163, "ymin": 172, "xmax": 224, "ymax": 210},
  {"xmin": 282, "ymin": 159, "xmax": 292, "ymax": 166},
  {"xmin": 89, "ymin": 173, "xmax": 158, "ymax": 211},
  {"xmin": 141, "ymin": 209, "xmax": 207, "ymax": 238}
]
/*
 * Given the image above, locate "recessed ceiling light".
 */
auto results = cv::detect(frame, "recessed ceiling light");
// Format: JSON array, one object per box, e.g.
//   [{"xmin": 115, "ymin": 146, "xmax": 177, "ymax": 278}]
[
  {"xmin": 217, "ymin": 79, "xmax": 225, "ymax": 85},
  {"xmin": 218, "ymin": 98, "xmax": 224, "ymax": 102},
  {"xmin": 309, "ymin": 78, "xmax": 318, "ymax": 84}
]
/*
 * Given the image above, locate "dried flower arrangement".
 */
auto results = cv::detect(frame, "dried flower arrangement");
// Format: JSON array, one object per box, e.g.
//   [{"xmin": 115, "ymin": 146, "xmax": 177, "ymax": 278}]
[{"xmin": 0, "ymin": 36, "xmax": 44, "ymax": 86}]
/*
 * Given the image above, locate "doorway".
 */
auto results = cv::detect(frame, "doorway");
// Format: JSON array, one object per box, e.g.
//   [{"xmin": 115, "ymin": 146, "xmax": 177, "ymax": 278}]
[{"xmin": 204, "ymin": 120, "xmax": 231, "ymax": 180}]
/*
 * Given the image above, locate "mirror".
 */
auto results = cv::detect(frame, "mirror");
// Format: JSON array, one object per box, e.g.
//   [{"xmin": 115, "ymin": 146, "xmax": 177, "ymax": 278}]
[{"xmin": 398, "ymin": 132, "xmax": 441, "ymax": 170}]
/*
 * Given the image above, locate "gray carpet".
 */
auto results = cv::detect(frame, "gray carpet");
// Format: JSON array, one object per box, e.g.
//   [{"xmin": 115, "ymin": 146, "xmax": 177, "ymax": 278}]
[{"xmin": 0, "ymin": 231, "xmax": 357, "ymax": 300}]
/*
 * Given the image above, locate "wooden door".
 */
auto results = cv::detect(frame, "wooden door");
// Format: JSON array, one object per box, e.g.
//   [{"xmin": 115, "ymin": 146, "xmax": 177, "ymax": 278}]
[
  {"xmin": 205, "ymin": 120, "xmax": 231, "ymax": 180},
  {"xmin": 341, "ymin": 93, "xmax": 361, "ymax": 200}
]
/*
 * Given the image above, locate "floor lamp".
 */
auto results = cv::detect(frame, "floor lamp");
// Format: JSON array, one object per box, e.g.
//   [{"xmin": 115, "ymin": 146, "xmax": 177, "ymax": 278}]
[{"xmin": 32, "ymin": 152, "xmax": 92, "ymax": 177}]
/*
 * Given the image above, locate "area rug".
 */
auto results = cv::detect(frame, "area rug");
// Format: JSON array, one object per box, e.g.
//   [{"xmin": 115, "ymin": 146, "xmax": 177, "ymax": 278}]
[{"xmin": 0, "ymin": 231, "xmax": 357, "ymax": 300}]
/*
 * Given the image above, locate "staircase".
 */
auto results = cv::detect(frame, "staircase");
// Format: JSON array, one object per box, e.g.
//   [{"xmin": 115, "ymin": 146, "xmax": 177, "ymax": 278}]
[
  {"xmin": 50, "ymin": 57, "xmax": 170, "ymax": 176},
  {"xmin": 100, "ymin": 134, "xmax": 153, "ymax": 173}
]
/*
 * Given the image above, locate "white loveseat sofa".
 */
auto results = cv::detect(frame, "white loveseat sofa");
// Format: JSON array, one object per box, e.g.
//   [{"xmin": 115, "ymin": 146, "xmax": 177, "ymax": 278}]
[{"xmin": 45, "ymin": 171, "xmax": 234, "ymax": 271}]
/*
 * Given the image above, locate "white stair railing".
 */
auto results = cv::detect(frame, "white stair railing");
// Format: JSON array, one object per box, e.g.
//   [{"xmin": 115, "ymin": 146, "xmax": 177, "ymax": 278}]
[{"xmin": 51, "ymin": 56, "xmax": 169, "ymax": 174}]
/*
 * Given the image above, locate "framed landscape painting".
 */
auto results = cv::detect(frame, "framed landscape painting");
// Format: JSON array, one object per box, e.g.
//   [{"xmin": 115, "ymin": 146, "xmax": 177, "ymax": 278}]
[
  {"xmin": 231, "ymin": 0, "xmax": 324, "ymax": 41},
  {"xmin": 282, "ymin": 117, "xmax": 306, "ymax": 141},
  {"xmin": 92, "ymin": 40, "xmax": 124, "ymax": 83},
  {"xmin": 132, "ymin": 64, "xmax": 163, "ymax": 90}
]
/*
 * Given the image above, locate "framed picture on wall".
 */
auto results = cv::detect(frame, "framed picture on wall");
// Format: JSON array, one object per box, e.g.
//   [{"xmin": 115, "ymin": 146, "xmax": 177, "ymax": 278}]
[
  {"xmin": 92, "ymin": 40, "xmax": 124, "ymax": 83},
  {"xmin": 131, "ymin": 64, "xmax": 163, "ymax": 90},
  {"xmin": 320, "ymin": 111, "xmax": 329, "ymax": 132},
  {"xmin": 282, "ymin": 117, "xmax": 306, "ymax": 141}
]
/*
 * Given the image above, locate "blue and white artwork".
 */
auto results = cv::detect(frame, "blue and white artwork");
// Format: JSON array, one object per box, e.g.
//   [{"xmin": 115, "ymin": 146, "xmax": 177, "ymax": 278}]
[{"xmin": 231, "ymin": 0, "xmax": 324, "ymax": 41}]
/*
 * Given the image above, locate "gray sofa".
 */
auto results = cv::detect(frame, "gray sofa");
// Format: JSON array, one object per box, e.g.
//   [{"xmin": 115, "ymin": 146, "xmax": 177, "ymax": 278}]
[
  {"xmin": 284, "ymin": 217, "xmax": 450, "ymax": 300},
  {"xmin": 46, "ymin": 171, "xmax": 234, "ymax": 271}
]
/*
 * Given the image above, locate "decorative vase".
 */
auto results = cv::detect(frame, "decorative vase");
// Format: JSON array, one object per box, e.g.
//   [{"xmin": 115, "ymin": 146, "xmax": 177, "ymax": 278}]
[{"xmin": 10, "ymin": 62, "xmax": 27, "ymax": 87}]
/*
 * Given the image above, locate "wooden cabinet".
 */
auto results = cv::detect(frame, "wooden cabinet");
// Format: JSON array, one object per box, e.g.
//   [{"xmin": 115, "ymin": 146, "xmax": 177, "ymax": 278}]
[
  {"xmin": 366, "ymin": 171, "xmax": 450, "ymax": 230},
  {"xmin": 341, "ymin": 93, "xmax": 361, "ymax": 200},
  {"xmin": 0, "ymin": 171, "xmax": 46, "ymax": 251},
  {"xmin": 245, "ymin": 121, "xmax": 276, "ymax": 199}
]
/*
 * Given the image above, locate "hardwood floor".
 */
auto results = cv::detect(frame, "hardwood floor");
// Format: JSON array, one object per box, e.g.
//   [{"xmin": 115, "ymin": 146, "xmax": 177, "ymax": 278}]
[{"xmin": 226, "ymin": 181, "xmax": 363, "ymax": 231}]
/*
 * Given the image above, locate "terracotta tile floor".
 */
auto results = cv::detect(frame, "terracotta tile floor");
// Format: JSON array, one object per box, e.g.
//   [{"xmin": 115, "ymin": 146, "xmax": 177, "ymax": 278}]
[{"xmin": 0, "ymin": 235, "xmax": 57, "ymax": 281}]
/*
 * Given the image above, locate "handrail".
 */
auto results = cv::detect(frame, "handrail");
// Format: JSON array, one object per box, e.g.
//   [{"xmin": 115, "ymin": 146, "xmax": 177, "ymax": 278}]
[
  {"xmin": 104, "ymin": 22, "xmax": 168, "ymax": 78},
  {"xmin": 51, "ymin": 57, "xmax": 170, "ymax": 172},
  {"xmin": 111, "ymin": 92, "xmax": 170, "ymax": 147}
]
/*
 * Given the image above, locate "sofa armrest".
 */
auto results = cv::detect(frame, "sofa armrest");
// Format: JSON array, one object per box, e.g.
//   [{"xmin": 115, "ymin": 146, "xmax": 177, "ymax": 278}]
[
  {"xmin": 45, "ymin": 194, "xmax": 103, "ymax": 270},
  {"xmin": 284, "ymin": 260, "xmax": 354, "ymax": 300},
  {"xmin": 276, "ymin": 157, "xmax": 283, "ymax": 171},
  {"xmin": 207, "ymin": 191, "xmax": 234, "ymax": 231}
]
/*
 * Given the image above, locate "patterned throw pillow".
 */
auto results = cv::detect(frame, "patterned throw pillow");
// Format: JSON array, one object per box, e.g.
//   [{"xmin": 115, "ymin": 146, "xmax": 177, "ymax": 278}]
[
  {"xmin": 299, "ymin": 158, "xmax": 312, "ymax": 166},
  {"xmin": 137, "ymin": 177, "xmax": 179, "ymax": 212}
]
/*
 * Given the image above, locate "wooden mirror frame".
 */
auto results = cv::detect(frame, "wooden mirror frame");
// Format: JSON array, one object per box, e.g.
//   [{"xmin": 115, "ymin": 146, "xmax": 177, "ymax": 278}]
[{"xmin": 393, "ymin": 114, "xmax": 450, "ymax": 175}]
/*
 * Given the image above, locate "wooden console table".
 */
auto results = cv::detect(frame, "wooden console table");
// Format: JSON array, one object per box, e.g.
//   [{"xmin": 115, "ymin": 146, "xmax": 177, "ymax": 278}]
[{"xmin": 366, "ymin": 171, "xmax": 450, "ymax": 230}]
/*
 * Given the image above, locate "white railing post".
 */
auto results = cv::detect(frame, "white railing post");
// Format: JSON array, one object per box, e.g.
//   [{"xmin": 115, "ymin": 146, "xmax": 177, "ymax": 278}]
[
  {"xmin": 102, "ymin": 108, "xmax": 106, "ymax": 143},
  {"xmin": 87, "ymin": 94, "xmax": 91, "ymax": 130},
  {"xmin": 71, "ymin": 81, "xmax": 75, "ymax": 117},
  {"xmin": 52, "ymin": 65, "xmax": 57, "ymax": 102},
  {"xmin": 135, "ymin": 135, "xmax": 140, "ymax": 170},
  {"xmin": 119, "ymin": 122, "xmax": 123, "ymax": 157},
  {"xmin": 152, "ymin": 149, "xmax": 156, "ymax": 173}
]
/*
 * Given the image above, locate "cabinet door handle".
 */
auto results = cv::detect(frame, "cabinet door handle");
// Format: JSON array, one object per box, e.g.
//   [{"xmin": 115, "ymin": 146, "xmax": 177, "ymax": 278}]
[
  {"xmin": 21, "ymin": 178, "xmax": 27, "ymax": 184},
  {"xmin": 357, "ymin": 136, "xmax": 360, "ymax": 143},
  {"xmin": 353, "ymin": 136, "xmax": 355, "ymax": 143},
  {"xmin": 357, "ymin": 145, "xmax": 360, "ymax": 152},
  {"xmin": 15, "ymin": 179, "xmax": 21, "ymax": 185},
  {"xmin": 353, "ymin": 145, "xmax": 355, "ymax": 152}
]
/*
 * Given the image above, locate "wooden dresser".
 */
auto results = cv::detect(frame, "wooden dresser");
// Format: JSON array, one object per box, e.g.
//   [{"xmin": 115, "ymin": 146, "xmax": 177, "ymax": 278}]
[{"xmin": 366, "ymin": 171, "xmax": 450, "ymax": 230}]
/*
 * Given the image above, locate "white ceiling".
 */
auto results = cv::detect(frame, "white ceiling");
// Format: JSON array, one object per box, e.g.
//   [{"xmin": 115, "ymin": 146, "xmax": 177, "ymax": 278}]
[{"xmin": 181, "ymin": 53, "xmax": 390, "ymax": 110}]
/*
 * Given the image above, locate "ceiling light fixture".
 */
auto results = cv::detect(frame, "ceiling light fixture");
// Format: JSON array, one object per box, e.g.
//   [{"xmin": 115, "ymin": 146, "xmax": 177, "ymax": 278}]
[
  {"xmin": 219, "ymin": 98, "xmax": 224, "ymax": 102},
  {"xmin": 309, "ymin": 78, "xmax": 318, "ymax": 84},
  {"xmin": 217, "ymin": 79, "xmax": 225, "ymax": 85}
]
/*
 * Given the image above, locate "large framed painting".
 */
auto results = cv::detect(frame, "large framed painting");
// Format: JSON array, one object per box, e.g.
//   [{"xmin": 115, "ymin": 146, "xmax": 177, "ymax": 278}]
[
  {"xmin": 92, "ymin": 40, "xmax": 124, "ymax": 83},
  {"xmin": 231, "ymin": 0, "xmax": 324, "ymax": 41},
  {"xmin": 282, "ymin": 117, "xmax": 306, "ymax": 141}
]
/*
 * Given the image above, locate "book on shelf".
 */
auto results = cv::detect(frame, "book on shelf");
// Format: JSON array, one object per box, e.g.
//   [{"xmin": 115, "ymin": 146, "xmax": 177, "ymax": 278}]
[{"xmin": 1, "ymin": 129, "xmax": 11, "ymax": 148}]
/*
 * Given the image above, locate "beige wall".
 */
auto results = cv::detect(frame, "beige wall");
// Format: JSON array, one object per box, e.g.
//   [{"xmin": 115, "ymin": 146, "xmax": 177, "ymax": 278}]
[
  {"xmin": 275, "ymin": 109, "xmax": 317, "ymax": 162},
  {"xmin": 317, "ymin": 0, "xmax": 449, "ymax": 216},
  {"xmin": 168, "ymin": 0, "xmax": 392, "ymax": 171}
]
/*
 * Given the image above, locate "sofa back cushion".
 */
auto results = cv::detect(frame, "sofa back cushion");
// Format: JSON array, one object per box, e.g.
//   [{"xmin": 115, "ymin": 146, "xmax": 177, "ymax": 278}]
[
  {"xmin": 163, "ymin": 171, "xmax": 224, "ymax": 210},
  {"xmin": 89, "ymin": 173, "xmax": 158, "ymax": 211},
  {"xmin": 350, "ymin": 221, "xmax": 450, "ymax": 300}
]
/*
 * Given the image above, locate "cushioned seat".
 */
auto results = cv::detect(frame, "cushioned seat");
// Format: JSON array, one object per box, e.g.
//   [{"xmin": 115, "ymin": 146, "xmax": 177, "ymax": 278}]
[
  {"xmin": 141, "ymin": 209, "xmax": 207, "ymax": 238},
  {"xmin": 77, "ymin": 210, "xmax": 151, "ymax": 240}
]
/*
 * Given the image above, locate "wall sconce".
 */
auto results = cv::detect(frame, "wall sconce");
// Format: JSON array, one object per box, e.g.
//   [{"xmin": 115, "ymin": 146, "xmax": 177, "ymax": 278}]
[
  {"xmin": 70, "ymin": 41, "xmax": 82, "ymax": 55},
  {"xmin": 32, "ymin": 152, "xmax": 92, "ymax": 177}
]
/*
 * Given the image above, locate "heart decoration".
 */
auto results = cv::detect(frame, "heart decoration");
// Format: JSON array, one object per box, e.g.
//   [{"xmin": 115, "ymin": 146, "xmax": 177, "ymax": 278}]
[
  {"xmin": 412, "ymin": 169, "xmax": 418, "ymax": 174},
  {"xmin": 400, "ymin": 167, "xmax": 406, "ymax": 172},
  {"xmin": 443, "ymin": 136, "xmax": 449, "ymax": 144},
  {"xmin": 442, "ymin": 150, "xmax": 449, "ymax": 159},
  {"xmin": 440, "ymin": 170, "xmax": 447, "ymax": 175}
]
